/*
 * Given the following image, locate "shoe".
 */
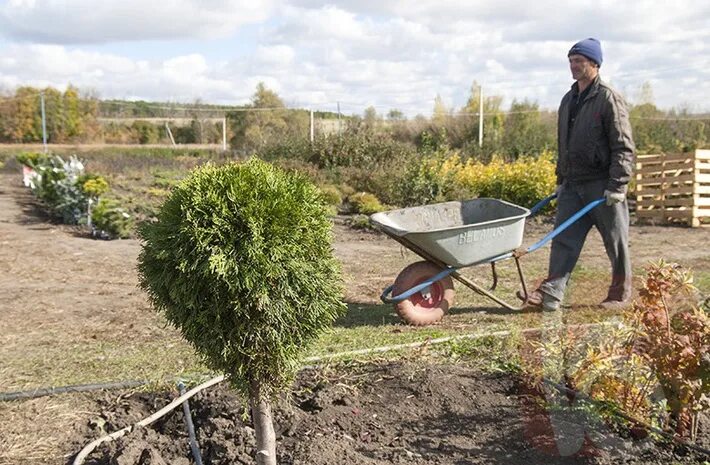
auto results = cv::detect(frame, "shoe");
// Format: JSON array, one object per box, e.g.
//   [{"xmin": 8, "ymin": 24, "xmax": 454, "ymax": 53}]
[
  {"xmin": 517, "ymin": 289, "xmax": 543, "ymax": 305},
  {"xmin": 517, "ymin": 289, "xmax": 560, "ymax": 311},
  {"xmin": 599, "ymin": 299, "xmax": 631, "ymax": 310}
]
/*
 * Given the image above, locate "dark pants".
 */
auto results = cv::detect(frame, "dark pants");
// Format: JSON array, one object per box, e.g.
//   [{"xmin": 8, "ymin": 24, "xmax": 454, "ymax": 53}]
[{"xmin": 539, "ymin": 179, "xmax": 632, "ymax": 303}]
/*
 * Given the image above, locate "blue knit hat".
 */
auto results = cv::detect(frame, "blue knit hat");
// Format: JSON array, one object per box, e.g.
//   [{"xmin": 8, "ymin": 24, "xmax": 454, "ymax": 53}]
[{"xmin": 568, "ymin": 38, "xmax": 603, "ymax": 67}]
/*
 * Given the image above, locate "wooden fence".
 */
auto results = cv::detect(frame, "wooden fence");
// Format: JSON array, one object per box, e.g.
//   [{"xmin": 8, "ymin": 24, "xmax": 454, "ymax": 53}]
[{"xmin": 635, "ymin": 149, "xmax": 710, "ymax": 227}]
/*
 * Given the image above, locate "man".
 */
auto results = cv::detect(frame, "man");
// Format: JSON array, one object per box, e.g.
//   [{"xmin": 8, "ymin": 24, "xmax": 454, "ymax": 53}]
[{"xmin": 522, "ymin": 38, "xmax": 635, "ymax": 311}]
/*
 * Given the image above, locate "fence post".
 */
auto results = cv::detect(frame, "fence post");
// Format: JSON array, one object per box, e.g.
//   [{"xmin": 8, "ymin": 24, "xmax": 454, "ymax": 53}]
[
  {"xmin": 310, "ymin": 109, "xmax": 314, "ymax": 142},
  {"xmin": 40, "ymin": 92, "xmax": 48, "ymax": 152},
  {"xmin": 222, "ymin": 116, "xmax": 227, "ymax": 151},
  {"xmin": 478, "ymin": 84, "xmax": 483, "ymax": 148},
  {"xmin": 337, "ymin": 102, "xmax": 342, "ymax": 135},
  {"xmin": 165, "ymin": 121, "xmax": 176, "ymax": 146}
]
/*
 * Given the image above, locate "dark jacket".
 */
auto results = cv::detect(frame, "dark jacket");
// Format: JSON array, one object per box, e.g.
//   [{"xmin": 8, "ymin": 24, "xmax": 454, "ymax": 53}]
[{"xmin": 556, "ymin": 76, "xmax": 635, "ymax": 193}]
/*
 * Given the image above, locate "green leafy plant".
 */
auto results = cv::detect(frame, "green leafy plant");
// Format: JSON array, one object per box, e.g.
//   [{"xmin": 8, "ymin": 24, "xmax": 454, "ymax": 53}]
[
  {"xmin": 15, "ymin": 151, "xmax": 49, "ymax": 168},
  {"xmin": 346, "ymin": 214, "xmax": 377, "ymax": 231},
  {"xmin": 91, "ymin": 198, "xmax": 134, "ymax": 239},
  {"xmin": 137, "ymin": 158, "xmax": 345, "ymax": 464},
  {"xmin": 395, "ymin": 150, "xmax": 469, "ymax": 206},
  {"xmin": 79, "ymin": 174, "xmax": 109, "ymax": 198},
  {"xmin": 31, "ymin": 155, "xmax": 88, "ymax": 224},
  {"xmin": 348, "ymin": 192, "xmax": 385, "ymax": 214},
  {"xmin": 318, "ymin": 184, "xmax": 343, "ymax": 207},
  {"xmin": 395, "ymin": 150, "xmax": 556, "ymax": 209}
]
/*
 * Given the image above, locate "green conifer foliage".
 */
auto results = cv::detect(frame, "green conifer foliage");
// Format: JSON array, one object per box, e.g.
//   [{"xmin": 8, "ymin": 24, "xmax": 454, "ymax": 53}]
[{"xmin": 138, "ymin": 158, "xmax": 345, "ymax": 397}]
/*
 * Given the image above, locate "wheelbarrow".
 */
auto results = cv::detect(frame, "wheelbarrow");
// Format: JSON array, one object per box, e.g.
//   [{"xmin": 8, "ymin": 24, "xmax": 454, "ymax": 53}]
[{"xmin": 370, "ymin": 194, "xmax": 604, "ymax": 325}]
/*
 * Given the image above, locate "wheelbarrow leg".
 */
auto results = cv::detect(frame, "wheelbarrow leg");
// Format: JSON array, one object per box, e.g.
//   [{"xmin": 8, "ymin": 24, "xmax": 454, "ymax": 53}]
[
  {"xmin": 514, "ymin": 256, "xmax": 529, "ymax": 302},
  {"xmin": 489, "ymin": 263, "xmax": 498, "ymax": 291},
  {"xmin": 450, "ymin": 262, "xmax": 527, "ymax": 311}
]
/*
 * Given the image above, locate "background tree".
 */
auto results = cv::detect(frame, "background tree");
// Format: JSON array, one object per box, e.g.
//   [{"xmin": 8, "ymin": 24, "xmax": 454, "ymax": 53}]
[
  {"xmin": 363, "ymin": 105, "xmax": 378, "ymax": 130},
  {"xmin": 78, "ymin": 88, "xmax": 100, "ymax": 142},
  {"xmin": 636, "ymin": 81, "xmax": 655, "ymax": 106},
  {"xmin": 62, "ymin": 85, "xmax": 83, "ymax": 140},
  {"xmin": 230, "ymin": 82, "xmax": 309, "ymax": 152},
  {"xmin": 387, "ymin": 108, "xmax": 405, "ymax": 121},
  {"xmin": 3, "ymin": 87, "xmax": 41, "ymax": 142},
  {"xmin": 242, "ymin": 83, "xmax": 286, "ymax": 149},
  {"xmin": 137, "ymin": 158, "xmax": 345, "ymax": 464},
  {"xmin": 628, "ymin": 82, "xmax": 706, "ymax": 153},
  {"xmin": 501, "ymin": 99, "xmax": 554, "ymax": 160},
  {"xmin": 460, "ymin": 81, "xmax": 505, "ymax": 158},
  {"xmin": 431, "ymin": 94, "xmax": 449, "ymax": 127}
]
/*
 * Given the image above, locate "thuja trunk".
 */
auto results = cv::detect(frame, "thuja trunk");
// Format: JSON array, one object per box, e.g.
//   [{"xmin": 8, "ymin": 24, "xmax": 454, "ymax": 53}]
[{"xmin": 249, "ymin": 379, "xmax": 277, "ymax": 465}]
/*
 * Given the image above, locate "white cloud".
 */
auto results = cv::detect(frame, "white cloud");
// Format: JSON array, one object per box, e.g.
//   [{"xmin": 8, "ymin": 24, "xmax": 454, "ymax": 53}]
[
  {"xmin": 255, "ymin": 45, "xmax": 295, "ymax": 65},
  {"xmin": 0, "ymin": 0, "xmax": 708, "ymax": 115},
  {"xmin": 0, "ymin": 0, "xmax": 277, "ymax": 43},
  {"xmin": 163, "ymin": 54, "xmax": 209, "ymax": 77},
  {"xmin": 0, "ymin": 43, "xmax": 248, "ymax": 104}
]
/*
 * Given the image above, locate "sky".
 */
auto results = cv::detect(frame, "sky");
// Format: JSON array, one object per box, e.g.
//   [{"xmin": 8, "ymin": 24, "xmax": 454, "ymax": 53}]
[{"xmin": 0, "ymin": 0, "xmax": 708, "ymax": 117}]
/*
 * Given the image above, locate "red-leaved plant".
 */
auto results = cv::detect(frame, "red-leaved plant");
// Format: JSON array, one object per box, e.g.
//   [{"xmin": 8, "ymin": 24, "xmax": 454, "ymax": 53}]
[{"xmin": 627, "ymin": 260, "xmax": 709, "ymax": 439}]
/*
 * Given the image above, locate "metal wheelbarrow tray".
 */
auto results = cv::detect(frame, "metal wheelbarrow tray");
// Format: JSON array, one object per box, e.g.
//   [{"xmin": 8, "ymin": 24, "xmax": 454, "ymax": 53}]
[
  {"xmin": 370, "ymin": 198, "xmax": 529, "ymax": 268},
  {"xmin": 370, "ymin": 194, "xmax": 605, "ymax": 325}
]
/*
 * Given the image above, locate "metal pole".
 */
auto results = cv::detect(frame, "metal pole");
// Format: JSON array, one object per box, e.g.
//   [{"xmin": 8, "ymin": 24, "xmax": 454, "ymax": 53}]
[
  {"xmin": 478, "ymin": 85, "xmax": 483, "ymax": 148},
  {"xmin": 310, "ymin": 109, "xmax": 314, "ymax": 142},
  {"xmin": 222, "ymin": 115, "xmax": 227, "ymax": 151},
  {"xmin": 337, "ymin": 102, "xmax": 341, "ymax": 135},
  {"xmin": 40, "ymin": 92, "xmax": 48, "ymax": 152}
]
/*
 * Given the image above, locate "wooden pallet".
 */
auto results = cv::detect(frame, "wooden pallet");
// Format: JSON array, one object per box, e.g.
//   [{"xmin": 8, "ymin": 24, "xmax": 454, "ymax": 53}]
[{"xmin": 635, "ymin": 149, "xmax": 710, "ymax": 227}]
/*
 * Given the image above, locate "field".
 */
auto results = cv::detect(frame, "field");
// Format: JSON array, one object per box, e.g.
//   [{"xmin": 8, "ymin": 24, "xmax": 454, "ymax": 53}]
[{"xmin": 0, "ymin": 148, "xmax": 709, "ymax": 464}]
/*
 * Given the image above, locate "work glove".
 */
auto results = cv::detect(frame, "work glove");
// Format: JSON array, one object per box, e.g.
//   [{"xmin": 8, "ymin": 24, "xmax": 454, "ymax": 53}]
[{"xmin": 604, "ymin": 190, "xmax": 626, "ymax": 206}]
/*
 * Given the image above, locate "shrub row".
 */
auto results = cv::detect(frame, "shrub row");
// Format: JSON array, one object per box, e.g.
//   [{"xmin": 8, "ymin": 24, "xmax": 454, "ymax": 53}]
[
  {"xmin": 262, "ymin": 134, "xmax": 557, "ymax": 213},
  {"xmin": 16, "ymin": 152, "xmax": 134, "ymax": 238},
  {"xmin": 392, "ymin": 150, "xmax": 557, "ymax": 209}
]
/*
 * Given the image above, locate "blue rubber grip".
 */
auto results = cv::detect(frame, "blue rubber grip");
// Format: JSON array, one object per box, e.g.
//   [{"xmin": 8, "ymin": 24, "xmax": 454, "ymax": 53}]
[{"xmin": 529, "ymin": 193, "xmax": 557, "ymax": 216}]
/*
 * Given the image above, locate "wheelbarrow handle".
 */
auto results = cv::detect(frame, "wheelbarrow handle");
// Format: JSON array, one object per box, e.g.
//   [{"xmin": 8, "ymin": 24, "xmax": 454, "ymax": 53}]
[
  {"xmin": 528, "ymin": 193, "xmax": 557, "ymax": 216},
  {"xmin": 380, "ymin": 267, "xmax": 457, "ymax": 303},
  {"xmin": 525, "ymin": 197, "xmax": 605, "ymax": 254}
]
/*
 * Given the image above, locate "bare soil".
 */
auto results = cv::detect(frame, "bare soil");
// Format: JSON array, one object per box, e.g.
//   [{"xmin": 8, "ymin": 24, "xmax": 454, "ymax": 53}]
[
  {"xmin": 76, "ymin": 363, "xmax": 709, "ymax": 465},
  {"xmin": 1, "ymin": 170, "xmax": 709, "ymax": 465}
]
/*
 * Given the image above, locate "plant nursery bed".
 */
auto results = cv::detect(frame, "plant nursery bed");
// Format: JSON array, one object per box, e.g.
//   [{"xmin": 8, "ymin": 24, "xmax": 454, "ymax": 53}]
[{"xmin": 74, "ymin": 362, "xmax": 709, "ymax": 465}]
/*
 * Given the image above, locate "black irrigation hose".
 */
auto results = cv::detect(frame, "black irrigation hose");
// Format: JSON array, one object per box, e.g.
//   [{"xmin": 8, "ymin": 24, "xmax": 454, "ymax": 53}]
[
  {"xmin": 542, "ymin": 378, "xmax": 710, "ymax": 457},
  {"xmin": 0, "ymin": 380, "xmax": 148, "ymax": 402},
  {"xmin": 178, "ymin": 381, "xmax": 204, "ymax": 465}
]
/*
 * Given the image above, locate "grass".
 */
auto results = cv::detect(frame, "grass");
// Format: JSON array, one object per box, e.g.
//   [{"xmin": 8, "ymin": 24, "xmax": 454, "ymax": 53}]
[
  {"xmin": 0, "ymin": 266, "xmax": 618, "ymax": 393},
  {"xmin": 0, "ymin": 339, "xmax": 204, "ymax": 392}
]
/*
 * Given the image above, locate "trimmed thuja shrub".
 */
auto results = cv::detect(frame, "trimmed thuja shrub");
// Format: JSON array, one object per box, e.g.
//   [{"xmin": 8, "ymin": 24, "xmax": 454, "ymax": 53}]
[
  {"xmin": 137, "ymin": 158, "xmax": 345, "ymax": 464},
  {"xmin": 91, "ymin": 198, "xmax": 133, "ymax": 239}
]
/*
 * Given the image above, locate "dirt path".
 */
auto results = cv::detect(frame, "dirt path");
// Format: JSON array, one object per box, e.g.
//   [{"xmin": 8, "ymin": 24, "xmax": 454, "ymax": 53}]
[{"xmin": 0, "ymin": 174, "xmax": 172, "ymax": 380}]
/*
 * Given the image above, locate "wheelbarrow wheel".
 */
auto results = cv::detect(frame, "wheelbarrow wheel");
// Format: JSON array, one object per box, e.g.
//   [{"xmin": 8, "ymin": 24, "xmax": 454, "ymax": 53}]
[{"xmin": 392, "ymin": 261, "xmax": 455, "ymax": 326}]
